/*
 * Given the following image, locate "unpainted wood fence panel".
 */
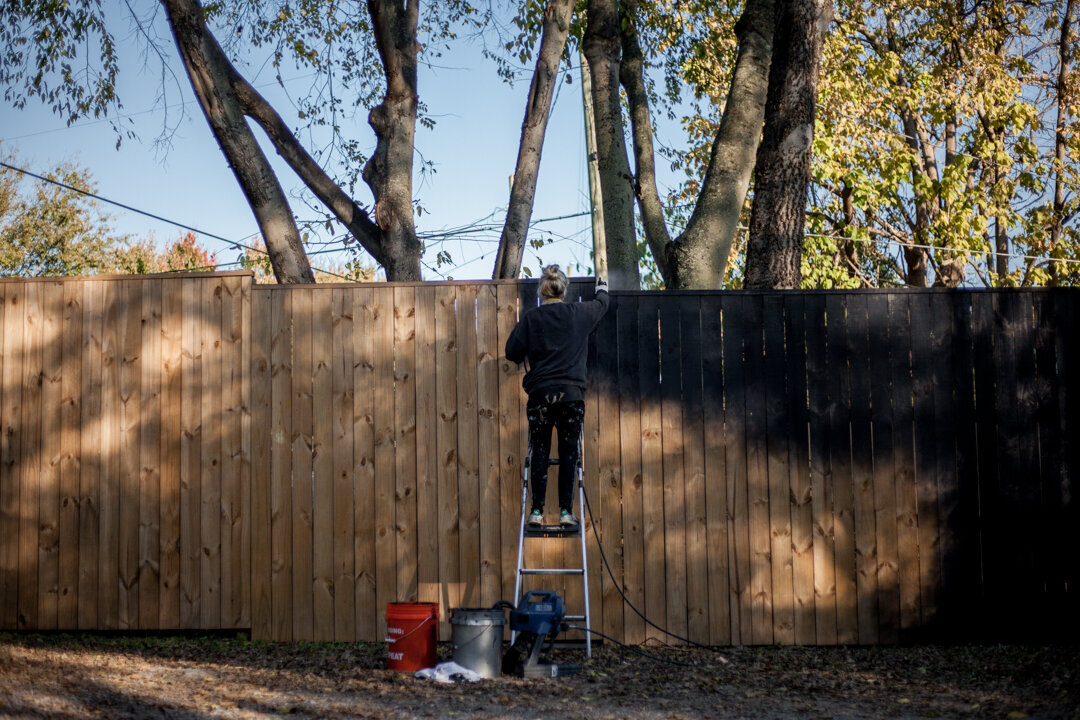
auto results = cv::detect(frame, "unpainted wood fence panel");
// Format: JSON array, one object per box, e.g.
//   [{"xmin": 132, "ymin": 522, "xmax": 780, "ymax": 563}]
[
  {"xmin": 0, "ymin": 274, "xmax": 251, "ymax": 633},
  {"xmin": 1, "ymin": 278, "xmax": 1076, "ymax": 646}
]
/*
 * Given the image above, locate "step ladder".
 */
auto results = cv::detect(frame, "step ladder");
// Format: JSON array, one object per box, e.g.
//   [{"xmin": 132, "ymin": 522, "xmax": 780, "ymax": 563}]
[{"xmin": 511, "ymin": 439, "xmax": 592, "ymax": 657}]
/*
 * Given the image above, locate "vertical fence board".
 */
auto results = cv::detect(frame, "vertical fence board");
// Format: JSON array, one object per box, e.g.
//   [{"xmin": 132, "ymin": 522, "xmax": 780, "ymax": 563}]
[
  {"xmin": 637, "ymin": 295, "xmax": 666, "ymax": 643},
  {"xmin": 722, "ymin": 294, "xmax": 752, "ymax": 644},
  {"xmin": 805, "ymin": 295, "xmax": 836, "ymax": 643},
  {"xmin": 699, "ymin": 297, "xmax": 729, "ymax": 645},
  {"xmin": 867, "ymin": 294, "xmax": 898, "ymax": 644},
  {"xmin": 847, "ymin": 293, "xmax": 878, "ymax": 644},
  {"xmin": 658, "ymin": 298, "xmax": 687, "ymax": 640},
  {"xmin": 943, "ymin": 294, "xmax": 979, "ymax": 638},
  {"xmin": 331, "ymin": 289, "xmax": 356, "ymax": 641},
  {"xmin": 434, "ymin": 286, "xmax": 460, "ymax": 635},
  {"xmin": 240, "ymin": 278, "xmax": 252, "ymax": 628},
  {"xmin": 38, "ymin": 282, "xmax": 63, "ymax": 629},
  {"xmin": 117, "ymin": 281, "xmax": 143, "ymax": 630},
  {"xmin": 475, "ymin": 285, "xmax": 501, "ymax": 608},
  {"xmin": 98, "ymin": 281, "xmax": 120, "ymax": 630},
  {"xmin": 826, "ymin": 294, "xmax": 858, "ymax": 644},
  {"xmin": 159, "ymin": 280, "xmax": 182, "ymax": 629},
  {"xmin": 496, "ymin": 285, "xmax": 523, "ymax": 612},
  {"xmin": 179, "ymin": 280, "xmax": 201, "ymax": 628},
  {"xmin": 289, "ymin": 289, "xmax": 314, "ymax": 640},
  {"xmin": 18, "ymin": 283, "xmax": 43, "ymax": 630},
  {"xmin": 743, "ymin": 295, "xmax": 772, "ymax": 644},
  {"xmin": 372, "ymin": 286, "xmax": 396, "ymax": 639},
  {"xmin": 353, "ymin": 289, "xmax": 377, "ymax": 641},
  {"xmin": 1034, "ymin": 292, "xmax": 1068, "ymax": 635},
  {"xmin": 616, "ymin": 295, "xmax": 645, "ymax": 645},
  {"xmin": 249, "ymin": 287, "xmax": 272, "ymax": 640},
  {"xmin": 518, "ymin": 287, "xmax": 548, "ymax": 603},
  {"xmin": 0, "ymin": 285, "xmax": 22, "ymax": 627},
  {"xmin": 1012, "ymin": 294, "xmax": 1041, "ymax": 635},
  {"xmin": 995, "ymin": 293, "xmax": 1040, "ymax": 636},
  {"xmin": 311, "ymin": 290, "xmax": 335, "ymax": 641},
  {"xmin": 970, "ymin": 293, "xmax": 998, "ymax": 633},
  {"xmin": 909, "ymin": 294, "xmax": 940, "ymax": 634},
  {"xmin": 764, "ymin": 295, "xmax": 793, "ymax": 644},
  {"xmin": 1057, "ymin": 291, "xmax": 1080, "ymax": 637},
  {"xmin": 58, "ymin": 282, "xmax": 82, "ymax": 629},
  {"xmin": 221, "ymin": 276, "xmax": 245, "ymax": 629},
  {"xmin": 986, "ymin": 292, "xmax": 1018, "ymax": 631},
  {"xmin": 199, "ymin": 280, "xmax": 222, "ymax": 629},
  {"xmin": 455, "ymin": 285, "xmax": 481, "ymax": 608},
  {"xmin": 269, "ymin": 289, "xmax": 293, "ymax": 641},
  {"xmin": 394, "ymin": 286, "xmax": 418, "ymax": 605},
  {"xmin": 888, "ymin": 294, "xmax": 920, "ymax": 638},
  {"xmin": 78, "ymin": 282, "xmax": 102, "ymax": 629},
  {"xmin": 785, "ymin": 295, "xmax": 815, "ymax": 645},
  {"xmin": 138, "ymin": 280, "xmax": 162, "ymax": 630},
  {"xmin": 678, "ymin": 296, "xmax": 707, "ymax": 643},
  {"xmin": 0, "ymin": 284, "xmax": 14, "ymax": 630},
  {"xmin": 597, "ymin": 296, "xmax": 623, "ymax": 641},
  {"xmin": 414, "ymin": 287, "xmax": 439, "ymax": 613}
]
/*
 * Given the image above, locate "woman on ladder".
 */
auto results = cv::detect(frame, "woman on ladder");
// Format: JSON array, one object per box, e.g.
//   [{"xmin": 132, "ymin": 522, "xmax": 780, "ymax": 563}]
[{"xmin": 505, "ymin": 266, "xmax": 609, "ymax": 527}]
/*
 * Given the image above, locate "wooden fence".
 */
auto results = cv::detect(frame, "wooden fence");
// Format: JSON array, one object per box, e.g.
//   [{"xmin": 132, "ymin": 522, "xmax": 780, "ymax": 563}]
[{"xmin": 0, "ymin": 273, "xmax": 1076, "ymax": 645}]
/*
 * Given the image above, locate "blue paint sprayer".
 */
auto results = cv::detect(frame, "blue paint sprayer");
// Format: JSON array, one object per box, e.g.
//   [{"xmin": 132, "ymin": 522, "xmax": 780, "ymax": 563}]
[{"xmin": 500, "ymin": 590, "xmax": 582, "ymax": 678}]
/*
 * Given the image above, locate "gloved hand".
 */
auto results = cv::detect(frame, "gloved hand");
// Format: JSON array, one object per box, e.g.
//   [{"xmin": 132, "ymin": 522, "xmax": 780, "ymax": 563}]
[{"xmin": 596, "ymin": 277, "xmax": 609, "ymax": 293}]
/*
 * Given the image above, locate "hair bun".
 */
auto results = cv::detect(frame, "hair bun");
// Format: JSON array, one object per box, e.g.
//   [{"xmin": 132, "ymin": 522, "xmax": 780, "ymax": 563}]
[{"xmin": 538, "ymin": 264, "xmax": 568, "ymax": 301}]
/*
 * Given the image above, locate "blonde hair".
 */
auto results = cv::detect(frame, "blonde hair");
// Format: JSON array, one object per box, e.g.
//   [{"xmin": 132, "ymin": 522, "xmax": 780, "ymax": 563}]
[{"xmin": 539, "ymin": 264, "xmax": 568, "ymax": 301}]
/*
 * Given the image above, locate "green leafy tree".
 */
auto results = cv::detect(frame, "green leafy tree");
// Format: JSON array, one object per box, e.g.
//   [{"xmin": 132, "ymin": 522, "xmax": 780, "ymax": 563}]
[
  {"xmin": 664, "ymin": 0, "xmax": 1080, "ymax": 287},
  {"xmin": 1, "ymin": 0, "xmax": 482, "ymax": 283},
  {"xmin": 0, "ymin": 161, "xmax": 124, "ymax": 276}
]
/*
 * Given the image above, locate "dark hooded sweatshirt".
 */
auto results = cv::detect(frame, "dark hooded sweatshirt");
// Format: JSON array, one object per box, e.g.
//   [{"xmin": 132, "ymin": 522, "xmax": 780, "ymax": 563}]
[{"xmin": 504, "ymin": 288, "xmax": 609, "ymax": 405}]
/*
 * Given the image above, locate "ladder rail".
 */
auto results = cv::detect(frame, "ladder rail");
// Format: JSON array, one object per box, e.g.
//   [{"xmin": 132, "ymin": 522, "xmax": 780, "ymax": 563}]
[{"xmin": 511, "ymin": 435, "xmax": 591, "ymax": 658}]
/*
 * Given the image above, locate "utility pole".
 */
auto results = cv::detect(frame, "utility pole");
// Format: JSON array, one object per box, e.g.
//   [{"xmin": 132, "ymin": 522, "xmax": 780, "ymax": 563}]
[{"xmin": 580, "ymin": 50, "xmax": 607, "ymax": 282}]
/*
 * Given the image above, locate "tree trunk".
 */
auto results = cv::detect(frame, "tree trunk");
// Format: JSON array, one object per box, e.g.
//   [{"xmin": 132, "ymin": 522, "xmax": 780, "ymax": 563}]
[
  {"xmin": 161, "ymin": 0, "xmax": 315, "ymax": 283},
  {"xmin": 744, "ymin": 0, "xmax": 831, "ymax": 289},
  {"xmin": 839, "ymin": 180, "xmax": 863, "ymax": 284},
  {"xmin": 619, "ymin": 0, "xmax": 672, "ymax": 287},
  {"xmin": 363, "ymin": 0, "xmax": 422, "ymax": 282},
  {"xmin": 664, "ymin": 0, "xmax": 776, "ymax": 289},
  {"xmin": 902, "ymin": 111, "xmax": 931, "ymax": 288},
  {"xmin": 1050, "ymin": 0, "xmax": 1076, "ymax": 286},
  {"xmin": 584, "ymin": 0, "xmax": 639, "ymax": 290},
  {"xmin": 995, "ymin": 210, "xmax": 1008, "ymax": 279},
  {"xmin": 492, "ymin": 0, "xmax": 575, "ymax": 280}
]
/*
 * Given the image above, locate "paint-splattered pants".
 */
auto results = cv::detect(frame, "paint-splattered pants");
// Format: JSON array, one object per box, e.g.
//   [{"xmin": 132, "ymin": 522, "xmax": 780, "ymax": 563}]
[{"xmin": 526, "ymin": 399, "xmax": 585, "ymax": 513}]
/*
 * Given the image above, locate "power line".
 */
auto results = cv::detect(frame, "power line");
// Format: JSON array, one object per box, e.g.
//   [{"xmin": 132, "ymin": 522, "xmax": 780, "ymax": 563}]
[{"xmin": 0, "ymin": 159, "xmax": 356, "ymax": 282}]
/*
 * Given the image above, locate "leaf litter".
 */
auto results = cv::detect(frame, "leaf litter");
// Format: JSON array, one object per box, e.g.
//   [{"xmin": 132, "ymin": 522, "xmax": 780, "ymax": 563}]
[{"xmin": 0, "ymin": 634, "xmax": 1076, "ymax": 719}]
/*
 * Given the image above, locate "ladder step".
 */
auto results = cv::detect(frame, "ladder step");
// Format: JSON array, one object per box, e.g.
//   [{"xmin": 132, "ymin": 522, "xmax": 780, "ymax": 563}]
[
  {"xmin": 524, "ymin": 525, "xmax": 581, "ymax": 538},
  {"xmin": 519, "ymin": 568, "xmax": 585, "ymax": 576}
]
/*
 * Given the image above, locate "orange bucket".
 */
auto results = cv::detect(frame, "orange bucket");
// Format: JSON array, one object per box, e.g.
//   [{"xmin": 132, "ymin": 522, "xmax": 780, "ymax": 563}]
[{"xmin": 385, "ymin": 602, "xmax": 439, "ymax": 671}]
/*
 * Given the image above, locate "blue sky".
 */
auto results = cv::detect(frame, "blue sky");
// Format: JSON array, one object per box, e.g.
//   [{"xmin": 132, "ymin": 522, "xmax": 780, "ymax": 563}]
[{"xmin": 0, "ymin": 10, "xmax": 686, "ymax": 282}]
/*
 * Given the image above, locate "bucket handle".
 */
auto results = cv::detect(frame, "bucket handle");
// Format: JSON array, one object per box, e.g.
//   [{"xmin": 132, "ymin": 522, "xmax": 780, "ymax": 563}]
[{"xmin": 385, "ymin": 612, "xmax": 435, "ymax": 644}]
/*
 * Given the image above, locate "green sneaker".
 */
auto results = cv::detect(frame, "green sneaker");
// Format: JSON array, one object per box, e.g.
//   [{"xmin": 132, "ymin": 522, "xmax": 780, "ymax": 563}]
[
  {"xmin": 559, "ymin": 509, "xmax": 579, "ymax": 527},
  {"xmin": 528, "ymin": 509, "xmax": 544, "ymax": 526}
]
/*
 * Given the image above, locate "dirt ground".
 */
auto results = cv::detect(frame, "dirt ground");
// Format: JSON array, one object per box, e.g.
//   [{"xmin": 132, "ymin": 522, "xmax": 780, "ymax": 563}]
[{"xmin": 0, "ymin": 633, "xmax": 1077, "ymax": 719}]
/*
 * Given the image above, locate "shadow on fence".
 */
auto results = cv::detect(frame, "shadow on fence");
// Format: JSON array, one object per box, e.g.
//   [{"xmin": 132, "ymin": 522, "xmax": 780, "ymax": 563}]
[{"xmin": 0, "ymin": 274, "xmax": 1076, "ymax": 645}]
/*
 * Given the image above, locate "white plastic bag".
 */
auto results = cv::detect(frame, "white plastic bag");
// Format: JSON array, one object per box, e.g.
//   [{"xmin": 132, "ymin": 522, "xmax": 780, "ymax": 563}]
[{"xmin": 413, "ymin": 660, "xmax": 485, "ymax": 683}]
